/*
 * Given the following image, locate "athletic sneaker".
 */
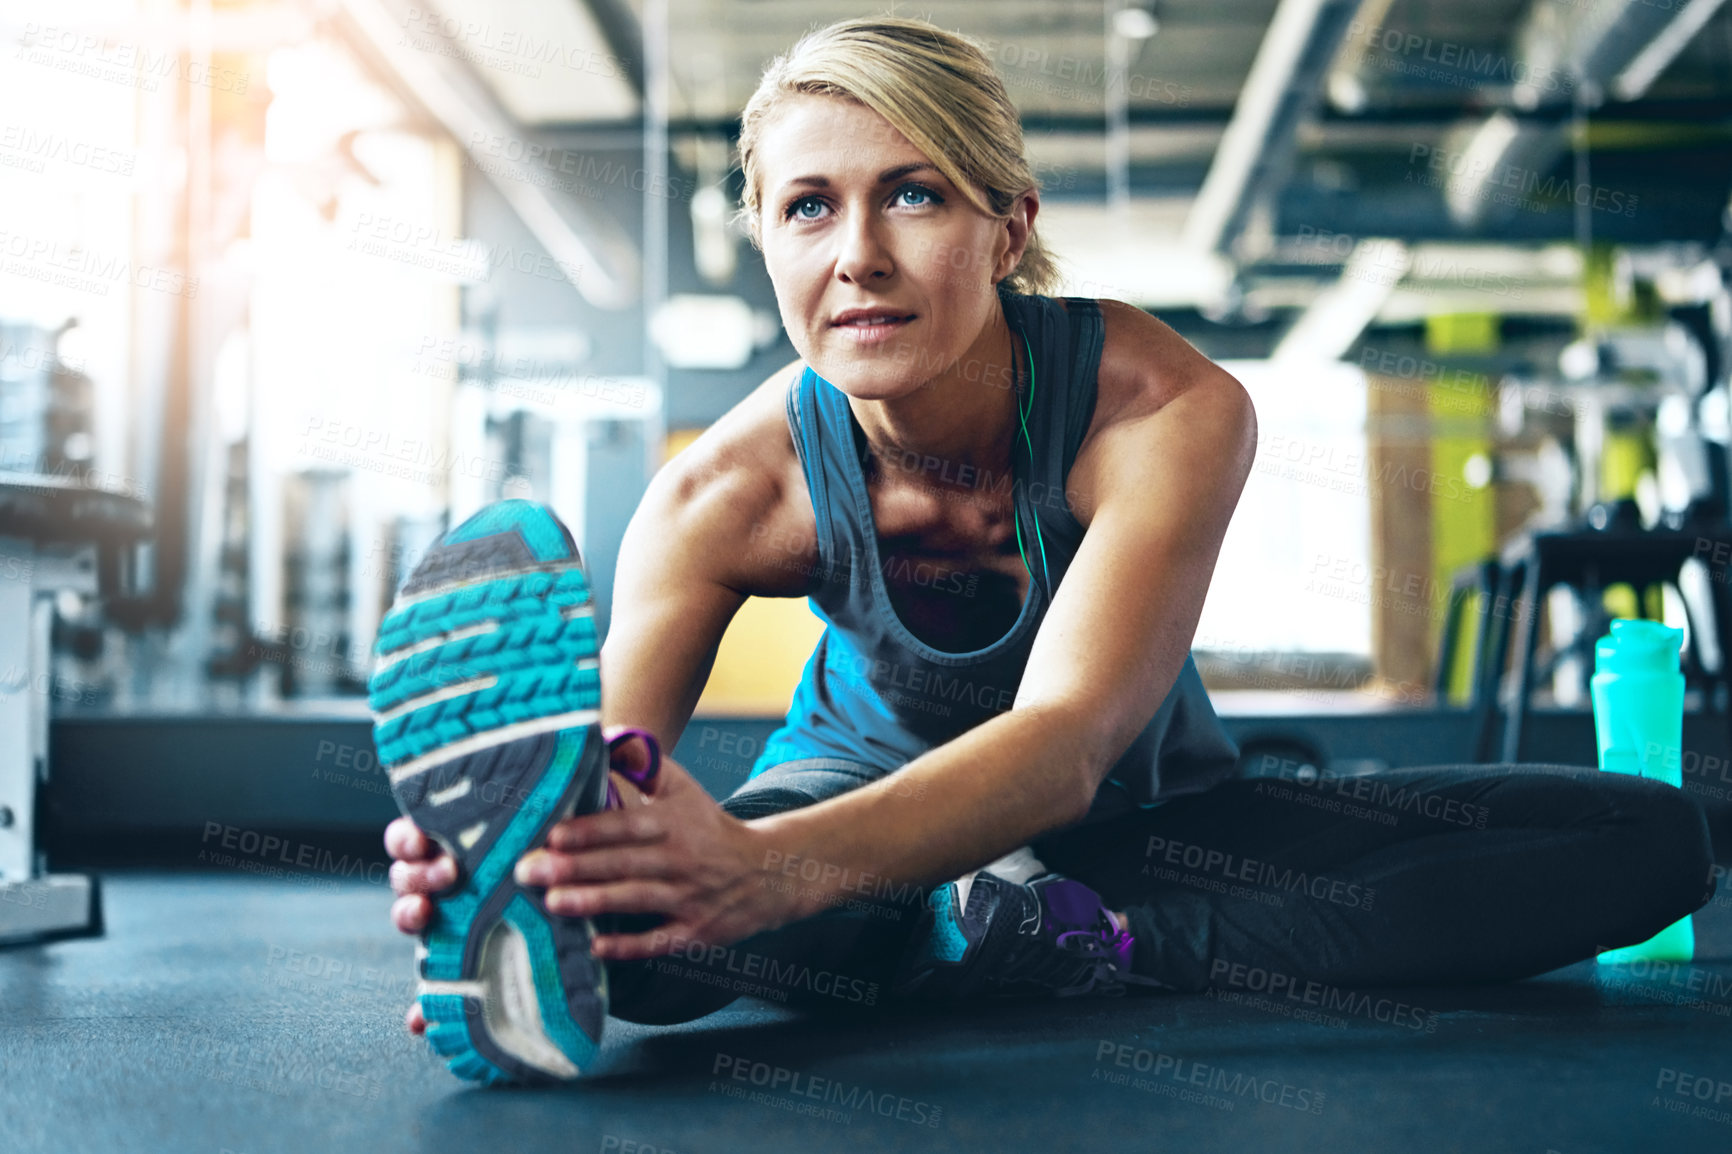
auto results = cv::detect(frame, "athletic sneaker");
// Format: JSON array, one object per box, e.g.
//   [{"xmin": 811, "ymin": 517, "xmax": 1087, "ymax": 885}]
[
  {"xmin": 894, "ymin": 870, "xmax": 1162, "ymax": 999},
  {"xmin": 369, "ymin": 500, "xmax": 610, "ymax": 1084}
]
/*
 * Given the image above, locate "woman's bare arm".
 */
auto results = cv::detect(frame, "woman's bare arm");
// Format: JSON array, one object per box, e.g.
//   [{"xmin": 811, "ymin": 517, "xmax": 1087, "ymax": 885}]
[{"xmin": 601, "ymin": 360, "xmax": 818, "ymax": 747}]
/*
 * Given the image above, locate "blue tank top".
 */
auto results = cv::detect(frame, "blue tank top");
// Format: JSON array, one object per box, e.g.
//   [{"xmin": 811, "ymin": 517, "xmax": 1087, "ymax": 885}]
[{"xmin": 751, "ymin": 291, "xmax": 1238, "ymax": 820}]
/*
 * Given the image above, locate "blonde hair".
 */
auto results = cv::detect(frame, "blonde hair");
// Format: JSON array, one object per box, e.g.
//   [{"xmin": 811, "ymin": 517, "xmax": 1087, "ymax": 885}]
[{"xmin": 735, "ymin": 16, "xmax": 1059, "ymax": 296}]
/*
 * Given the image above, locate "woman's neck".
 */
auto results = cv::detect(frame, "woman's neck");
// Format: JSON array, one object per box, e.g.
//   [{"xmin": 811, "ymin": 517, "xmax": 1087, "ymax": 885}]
[{"xmin": 848, "ymin": 306, "xmax": 1024, "ymax": 480}]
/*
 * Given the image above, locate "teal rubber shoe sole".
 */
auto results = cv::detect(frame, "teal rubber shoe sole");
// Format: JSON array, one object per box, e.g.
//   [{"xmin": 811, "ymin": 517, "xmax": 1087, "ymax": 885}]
[{"xmin": 369, "ymin": 500, "xmax": 609, "ymax": 1083}]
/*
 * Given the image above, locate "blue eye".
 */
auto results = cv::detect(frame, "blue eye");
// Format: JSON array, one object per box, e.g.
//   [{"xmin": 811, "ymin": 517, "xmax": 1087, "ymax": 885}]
[
  {"xmin": 786, "ymin": 196, "xmax": 827, "ymax": 221},
  {"xmin": 896, "ymin": 184, "xmax": 940, "ymax": 207}
]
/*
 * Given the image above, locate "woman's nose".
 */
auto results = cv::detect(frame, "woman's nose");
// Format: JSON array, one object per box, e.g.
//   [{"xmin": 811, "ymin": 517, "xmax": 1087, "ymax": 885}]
[{"xmin": 834, "ymin": 212, "xmax": 894, "ymax": 283}]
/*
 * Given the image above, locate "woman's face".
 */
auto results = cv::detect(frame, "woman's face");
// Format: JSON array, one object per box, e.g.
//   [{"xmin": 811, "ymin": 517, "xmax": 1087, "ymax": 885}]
[{"xmin": 755, "ymin": 94, "xmax": 1031, "ymax": 400}]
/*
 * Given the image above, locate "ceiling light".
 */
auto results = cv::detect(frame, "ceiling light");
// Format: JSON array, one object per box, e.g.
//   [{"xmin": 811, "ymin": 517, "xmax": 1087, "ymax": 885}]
[
  {"xmin": 1559, "ymin": 340, "xmax": 1599, "ymax": 381},
  {"xmin": 1113, "ymin": 7, "xmax": 1160, "ymax": 39}
]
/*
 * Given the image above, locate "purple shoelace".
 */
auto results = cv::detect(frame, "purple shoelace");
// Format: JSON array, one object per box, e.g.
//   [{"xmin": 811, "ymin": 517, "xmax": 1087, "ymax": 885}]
[{"xmin": 1040, "ymin": 877, "xmax": 1137, "ymax": 988}]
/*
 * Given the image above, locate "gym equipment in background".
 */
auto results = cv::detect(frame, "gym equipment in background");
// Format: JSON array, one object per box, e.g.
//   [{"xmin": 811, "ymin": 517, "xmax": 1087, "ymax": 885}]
[{"xmin": 0, "ymin": 474, "xmax": 149, "ymax": 946}]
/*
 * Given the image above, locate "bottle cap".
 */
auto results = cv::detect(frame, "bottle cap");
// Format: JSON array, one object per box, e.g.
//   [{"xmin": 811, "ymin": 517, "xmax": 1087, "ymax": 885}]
[{"xmin": 1594, "ymin": 618, "xmax": 1683, "ymax": 675}]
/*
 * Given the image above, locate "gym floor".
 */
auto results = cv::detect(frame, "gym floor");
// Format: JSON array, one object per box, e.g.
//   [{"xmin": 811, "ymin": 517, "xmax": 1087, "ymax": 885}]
[{"xmin": 6, "ymin": 869, "xmax": 1732, "ymax": 1154}]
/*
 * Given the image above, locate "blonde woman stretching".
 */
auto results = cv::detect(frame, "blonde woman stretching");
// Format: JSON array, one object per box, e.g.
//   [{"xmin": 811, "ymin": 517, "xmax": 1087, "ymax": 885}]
[{"xmin": 370, "ymin": 18, "xmax": 1712, "ymax": 1081}]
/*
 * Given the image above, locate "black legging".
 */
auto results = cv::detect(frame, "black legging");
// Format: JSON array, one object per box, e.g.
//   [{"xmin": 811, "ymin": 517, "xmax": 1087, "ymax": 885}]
[{"xmin": 602, "ymin": 762, "xmax": 1717, "ymax": 1025}]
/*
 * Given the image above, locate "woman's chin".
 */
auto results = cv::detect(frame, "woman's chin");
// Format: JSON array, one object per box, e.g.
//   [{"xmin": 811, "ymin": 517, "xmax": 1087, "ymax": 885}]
[
  {"xmin": 805, "ymin": 353, "xmax": 926, "ymax": 400},
  {"xmin": 811, "ymin": 368, "xmax": 927, "ymax": 401}
]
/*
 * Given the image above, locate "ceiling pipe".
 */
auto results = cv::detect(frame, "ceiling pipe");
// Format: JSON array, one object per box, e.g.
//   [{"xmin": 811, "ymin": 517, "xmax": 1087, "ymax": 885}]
[
  {"xmin": 1322, "ymin": 0, "xmax": 1398, "ymax": 114},
  {"xmin": 1182, "ymin": 0, "xmax": 1365, "ymax": 257},
  {"xmin": 1272, "ymin": 238, "xmax": 1410, "ymax": 361},
  {"xmin": 1616, "ymin": 0, "xmax": 1731, "ymax": 101},
  {"xmin": 335, "ymin": 0, "xmax": 641, "ymax": 308},
  {"xmin": 1443, "ymin": 0, "xmax": 1728, "ymax": 228}
]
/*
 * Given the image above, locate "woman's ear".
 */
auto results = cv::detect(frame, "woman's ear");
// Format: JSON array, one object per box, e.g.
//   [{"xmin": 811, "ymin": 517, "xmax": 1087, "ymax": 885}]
[{"xmin": 995, "ymin": 189, "xmax": 1039, "ymax": 284}]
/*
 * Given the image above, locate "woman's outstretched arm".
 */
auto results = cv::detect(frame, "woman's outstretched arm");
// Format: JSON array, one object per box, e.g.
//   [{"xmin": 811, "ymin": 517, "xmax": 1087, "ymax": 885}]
[{"xmin": 600, "ymin": 361, "xmax": 817, "ymax": 746}]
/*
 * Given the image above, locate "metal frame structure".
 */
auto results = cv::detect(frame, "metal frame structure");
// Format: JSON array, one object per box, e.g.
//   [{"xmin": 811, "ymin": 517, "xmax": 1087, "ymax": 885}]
[{"xmin": 0, "ymin": 476, "xmax": 148, "ymax": 946}]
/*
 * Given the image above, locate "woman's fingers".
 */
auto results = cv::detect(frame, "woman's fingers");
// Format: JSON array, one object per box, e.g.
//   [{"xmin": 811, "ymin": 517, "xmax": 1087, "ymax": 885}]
[
  {"xmin": 391, "ymin": 893, "xmax": 433, "ymax": 934},
  {"xmin": 389, "ymin": 855, "xmax": 456, "ymax": 897},
  {"xmin": 514, "ymin": 845, "xmax": 670, "ymax": 887},
  {"xmin": 545, "ymin": 879, "xmax": 685, "ymax": 922},
  {"xmin": 544, "ymin": 806, "xmax": 667, "ymax": 853},
  {"xmin": 384, "ymin": 817, "xmax": 435, "ymax": 862}
]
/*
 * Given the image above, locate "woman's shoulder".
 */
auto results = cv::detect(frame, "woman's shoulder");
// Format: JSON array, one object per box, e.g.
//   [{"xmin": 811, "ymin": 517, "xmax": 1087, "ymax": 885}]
[
  {"xmin": 1088, "ymin": 298, "xmax": 1248, "ymax": 431},
  {"xmin": 1056, "ymin": 299, "xmax": 1255, "ymax": 523},
  {"xmin": 636, "ymin": 356, "xmax": 820, "ymax": 596},
  {"xmin": 654, "ymin": 357, "xmax": 810, "ymax": 523}
]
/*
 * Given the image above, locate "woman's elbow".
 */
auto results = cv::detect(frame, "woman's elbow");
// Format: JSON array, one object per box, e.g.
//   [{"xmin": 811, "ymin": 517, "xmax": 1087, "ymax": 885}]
[{"xmin": 1062, "ymin": 773, "xmax": 1101, "ymax": 827}]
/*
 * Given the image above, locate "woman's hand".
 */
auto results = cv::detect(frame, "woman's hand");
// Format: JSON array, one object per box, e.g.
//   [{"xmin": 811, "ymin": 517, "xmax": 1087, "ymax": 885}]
[
  {"xmin": 383, "ymin": 816, "xmax": 452, "ymax": 1037},
  {"xmin": 513, "ymin": 752, "xmax": 792, "ymax": 962},
  {"xmin": 383, "ymin": 734, "xmax": 792, "ymax": 1037},
  {"xmin": 385, "ymin": 816, "xmax": 452, "ymax": 936}
]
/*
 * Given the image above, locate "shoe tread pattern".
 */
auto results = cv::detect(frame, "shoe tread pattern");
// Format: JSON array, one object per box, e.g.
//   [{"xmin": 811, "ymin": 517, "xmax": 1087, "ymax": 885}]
[
  {"xmin": 370, "ymin": 569, "xmax": 598, "ymax": 767},
  {"xmin": 370, "ymin": 501, "xmax": 605, "ymax": 1083}
]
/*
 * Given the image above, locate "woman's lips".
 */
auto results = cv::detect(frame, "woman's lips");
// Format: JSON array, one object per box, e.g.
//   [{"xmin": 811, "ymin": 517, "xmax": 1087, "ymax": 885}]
[{"xmin": 831, "ymin": 314, "xmax": 915, "ymax": 343}]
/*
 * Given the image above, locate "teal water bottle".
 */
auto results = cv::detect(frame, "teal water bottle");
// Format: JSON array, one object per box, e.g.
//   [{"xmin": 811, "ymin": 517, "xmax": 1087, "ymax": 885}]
[{"xmin": 1591, "ymin": 618, "xmax": 1693, "ymax": 964}]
